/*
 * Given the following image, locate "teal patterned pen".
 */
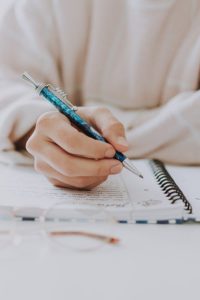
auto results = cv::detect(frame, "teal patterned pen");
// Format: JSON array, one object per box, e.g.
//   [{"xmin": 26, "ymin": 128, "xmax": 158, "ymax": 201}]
[{"xmin": 22, "ymin": 72, "xmax": 143, "ymax": 178}]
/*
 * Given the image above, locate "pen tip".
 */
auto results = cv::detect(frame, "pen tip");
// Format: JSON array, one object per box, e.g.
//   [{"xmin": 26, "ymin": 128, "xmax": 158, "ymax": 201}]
[{"xmin": 139, "ymin": 174, "xmax": 144, "ymax": 179}]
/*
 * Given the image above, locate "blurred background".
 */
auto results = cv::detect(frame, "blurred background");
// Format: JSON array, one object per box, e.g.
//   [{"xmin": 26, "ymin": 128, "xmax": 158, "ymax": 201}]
[{"xmin": 0, "ymin": 0, "xmax": 14, "ymax": 19}]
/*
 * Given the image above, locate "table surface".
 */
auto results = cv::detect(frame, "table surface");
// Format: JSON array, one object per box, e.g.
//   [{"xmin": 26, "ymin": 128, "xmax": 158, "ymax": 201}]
[{"xmin": 0, "ymin": 223, "xmax": 199, "ymax": 300}]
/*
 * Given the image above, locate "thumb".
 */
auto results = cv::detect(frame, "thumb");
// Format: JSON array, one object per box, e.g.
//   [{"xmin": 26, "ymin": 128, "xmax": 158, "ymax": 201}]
[{"xmin": 89, "ymin": 107, "xmax": 129, "ymax": 152}]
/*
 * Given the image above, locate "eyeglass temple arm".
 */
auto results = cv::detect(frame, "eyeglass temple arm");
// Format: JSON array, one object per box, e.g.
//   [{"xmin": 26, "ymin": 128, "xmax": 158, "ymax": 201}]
[{"xmin": 49, "ymin": 231, "xmax": 120, "ymax": 245}]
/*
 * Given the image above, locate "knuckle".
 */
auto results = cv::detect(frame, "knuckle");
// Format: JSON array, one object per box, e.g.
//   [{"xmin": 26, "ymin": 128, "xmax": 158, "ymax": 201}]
[
  {"xmin": 96, "ymin": 163, "xmax": 109, "ymax": 176},
  {"xmin": 25, "ymin": 138, "xmax": 32, "ymax": 153},
  {"xmin": 65, "ymin": 132, "xmax": 80, "ymax": 152},
  {"xmin": 26, "ymin": 132, "xmax": 45, "ymax": 155},
  {"xmin": 36, "ymin": 114, "xmax": 49, "ymax": 131},
  {"xmin": 103, "ymin": 121, "xmax": 124, "ymax": 137},
  {"xmin": 101, "ymin": 175, "xmax": 108, "ymax": 182},
  {"xmin": 90, "ymin": 143, "xmax": 106, "ymax": 159},
  {"xmin": 56, "ymin": 125, "xmax": 70, "ymax": 142},
  {"xmin": 94, "ymin": 107, "xmax": 110, "ymax": 115},
  {"xmin": 94, "ymin": 151, "xmax": 105, "ymax": 160},
  {"xmin": 26, "ymin": 136, "xmax": 37, "ymax": 154},
  {"xmin": 36, "ymin": 112, "xmax": 60, "ymax": 131},
  {"xmin": 34, "ymin": 160, "xmax": 45, "ymax": 173},
  {"xmin": 74, "ymin": 177, "xmax": 89, "ymax": 188},
  {"xmin": 62, "ymin": 161, "xmax": 76, "ymax": 177},
  {"xmin": 48, "ymin": 178, "xmax": 62, "ymax": 187}
]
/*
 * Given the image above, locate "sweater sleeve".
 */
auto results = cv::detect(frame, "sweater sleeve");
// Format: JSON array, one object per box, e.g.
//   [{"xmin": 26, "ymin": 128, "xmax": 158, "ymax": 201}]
[
  {"xmin": 0, "ymin": 0, "xmax": 60, "ymax": 164},
  {"xmin": 108, "ymin": 91, "xmax": 200, "ymax": 165}
]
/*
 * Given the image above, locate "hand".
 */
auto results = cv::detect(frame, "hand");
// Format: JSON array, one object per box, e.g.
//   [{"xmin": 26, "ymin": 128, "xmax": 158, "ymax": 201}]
[{"xmin": 26, "ymin": 107, "xmax": 128, "ymax": 190}]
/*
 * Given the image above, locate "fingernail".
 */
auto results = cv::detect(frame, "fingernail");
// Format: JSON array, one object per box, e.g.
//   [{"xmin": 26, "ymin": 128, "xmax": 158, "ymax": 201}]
[
  {"xmin": 110, "ymin": 163, "xmax": 123, "ymax": 174},
  {"xmin": 117, "ymin": 137, "xmax": 128, "ymax": 147},
  {"xmin": 105, "ymin": 148, "xmax": 115, "ymax": 158}
]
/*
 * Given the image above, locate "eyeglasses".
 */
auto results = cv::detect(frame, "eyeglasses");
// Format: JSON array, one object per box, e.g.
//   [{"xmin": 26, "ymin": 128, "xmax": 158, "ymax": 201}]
[{"xmin": 0, "ymin": 202, "xmax": 120, "ymax": 256}]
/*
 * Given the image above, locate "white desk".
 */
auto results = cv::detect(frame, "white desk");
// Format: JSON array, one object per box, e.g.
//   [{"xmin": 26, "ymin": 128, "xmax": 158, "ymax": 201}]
[{"xmin": 0, "ymin": 223, "xmax": 199, "ymax": 300}]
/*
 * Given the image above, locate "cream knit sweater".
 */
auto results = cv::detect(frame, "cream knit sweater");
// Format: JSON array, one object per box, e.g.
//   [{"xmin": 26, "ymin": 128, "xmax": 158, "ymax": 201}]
[{"xmin": 0, "ymin": 0, "xmax": 200, "ymax": 165}]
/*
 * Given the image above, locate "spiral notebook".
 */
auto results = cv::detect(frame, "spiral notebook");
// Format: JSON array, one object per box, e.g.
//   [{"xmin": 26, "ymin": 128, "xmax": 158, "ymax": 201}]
[{"xmin": 0, "ymin": 159, "xmax": 199, "ymax": 224}]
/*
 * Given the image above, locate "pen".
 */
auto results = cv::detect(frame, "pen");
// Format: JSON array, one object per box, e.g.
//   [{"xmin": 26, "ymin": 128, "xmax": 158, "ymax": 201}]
[{"xmin": 22, "ymin": 72, "xmax": 143, "ymax": 178}]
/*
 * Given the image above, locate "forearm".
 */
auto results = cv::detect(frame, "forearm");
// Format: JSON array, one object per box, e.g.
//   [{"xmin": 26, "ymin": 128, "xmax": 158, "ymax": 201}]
[
  {"xmin": 0, "ymin": 0, "xmax": 59, "ymax": 162},
  {"xmin": 123, "ymin": 91, "xmax": 200, "ymax": 165}
]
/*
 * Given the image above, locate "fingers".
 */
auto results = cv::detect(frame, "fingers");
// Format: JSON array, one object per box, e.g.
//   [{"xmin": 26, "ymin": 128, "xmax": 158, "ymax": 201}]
[
  {"xmin": 28, "ymin": 138, "xmax": 123, "ymax": 177},
  {"xmin": 34, "ymin": 159, "xmax": 108, "ymax": 190},
  {"xmin": 26, "ymin": 108, "xmax": 126, "ymax": 190},
  {"xmin": 35, "ymin": 112, "xmax": 115, "ymax": 159},
  {"xmin": 45, "ymin": 144, "xmax": 122, "ymax": 176},
  {"xmin": 48, "ymin": 177, "xmax": 107, "ymax": 190},
  {"xmin": 81, "ymin": 107, "xmax": 129, "ymax": 152}
]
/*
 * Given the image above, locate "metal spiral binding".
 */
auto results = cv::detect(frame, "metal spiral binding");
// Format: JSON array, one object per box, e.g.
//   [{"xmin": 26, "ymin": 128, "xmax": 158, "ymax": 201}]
[
  {"xmin": 48, "ymin": 85, "xmax": 78, "ymax": 111},
  {"xmin": 149, "ymin": 160, "xmax": 192, "ymax": 214}
]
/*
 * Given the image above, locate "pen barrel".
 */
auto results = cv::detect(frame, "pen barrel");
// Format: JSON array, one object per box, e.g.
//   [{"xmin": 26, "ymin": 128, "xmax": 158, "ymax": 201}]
[
  {"xmin": 40, "ymin": 87, "xmax": 126, "ymax": 162},
  {"xmin": 114, "ymin": 151, "xmax": 126, "ymax": 162}
]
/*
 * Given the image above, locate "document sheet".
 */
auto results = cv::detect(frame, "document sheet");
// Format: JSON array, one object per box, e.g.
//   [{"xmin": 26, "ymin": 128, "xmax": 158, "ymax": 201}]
[
  {"xmin": 0, "ymin": 164, "xmax": 131, "ymax": 209},
  {"xmin": 0, "ymin": 160, "xmax": 184, "ymax": 221}
]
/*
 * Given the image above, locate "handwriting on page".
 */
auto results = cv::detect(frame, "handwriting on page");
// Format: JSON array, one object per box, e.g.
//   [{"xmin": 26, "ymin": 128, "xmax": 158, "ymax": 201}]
[
  {"xmin": 0, "ymin": 165, "xmax": 130, "ymax": 209},
  {"xmin": 55, "ymin": 179, "xmax": 130, "ymax": 207}
]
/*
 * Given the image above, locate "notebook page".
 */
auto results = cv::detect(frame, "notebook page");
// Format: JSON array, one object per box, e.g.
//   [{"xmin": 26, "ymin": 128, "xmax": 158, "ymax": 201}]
[
  {"xmin": 121, "ymin": 160, "xmax": 185, "ymax": 220},
  {"xmin": 166, "ymin": 165, "xmax": 200, "ymax": 219},
  {"xmin": 0, "ymin": 164, "xmax": 130, "ymax": 210},
  {"xmin": 0, "ymin": 160, "xmax": 185, "ymax": 221}
]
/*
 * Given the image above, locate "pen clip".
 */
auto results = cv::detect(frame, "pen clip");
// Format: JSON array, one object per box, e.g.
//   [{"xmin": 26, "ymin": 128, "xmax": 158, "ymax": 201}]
[{"xmin": 48, "ymin": 84, "xmax": 78, "ymax": 112}]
